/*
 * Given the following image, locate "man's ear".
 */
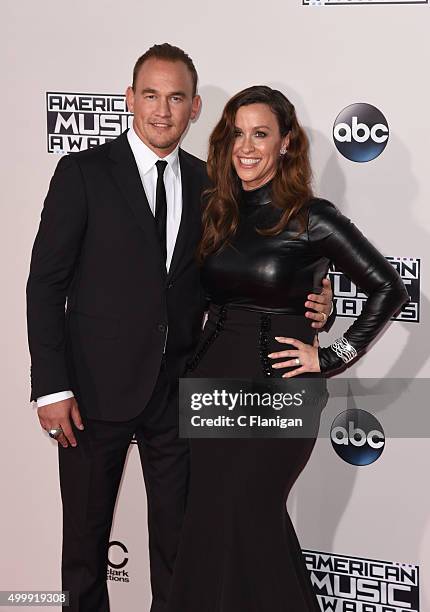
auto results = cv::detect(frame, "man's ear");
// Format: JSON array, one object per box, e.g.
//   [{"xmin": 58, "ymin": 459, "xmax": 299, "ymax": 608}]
[
  {"xmin": 126, "ymin": 86, "xmax": 135, "ymax": 113},
  {"xmin": 191, "ymin": 95, "xmax": 202, "ymax": 121}
]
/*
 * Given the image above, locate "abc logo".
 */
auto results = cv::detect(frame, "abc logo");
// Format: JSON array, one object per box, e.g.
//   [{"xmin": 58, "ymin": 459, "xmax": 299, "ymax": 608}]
[
  {"xmin": 330, "ymin": 408, "xmax": 385, "ymax": 465},
  {"xmin": 333, "ymin": 103, "xmax": 389, "ymax": 162}
]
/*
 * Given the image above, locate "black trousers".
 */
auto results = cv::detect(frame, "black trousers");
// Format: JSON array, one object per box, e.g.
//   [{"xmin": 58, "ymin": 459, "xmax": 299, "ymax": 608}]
[{"xmin": 59, "ymin": 359, "xmax": 189, "ymax": 612}]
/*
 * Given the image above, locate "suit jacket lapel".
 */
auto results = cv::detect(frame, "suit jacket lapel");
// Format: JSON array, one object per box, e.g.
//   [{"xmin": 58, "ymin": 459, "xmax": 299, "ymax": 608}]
[
  {"xmin": 108, "ymin": 132, "xmax": 165, "ymax": 271},
  {"xmin": 108, "ymin": 134, "xmax": 201, "ymax": 281},
  {"xmin": 168, "ymin": 149, "xmax": 201, "ymax": 280}
]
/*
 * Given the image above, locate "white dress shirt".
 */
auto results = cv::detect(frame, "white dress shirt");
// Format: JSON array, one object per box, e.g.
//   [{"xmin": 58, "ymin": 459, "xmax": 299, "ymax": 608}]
[
  {"xmin": 127, "ymin": 125, "xmax": 182, "ymax": 272},
  {"xmin": 36, "ymin": 125, "xmax": 183, "ymax": 408}
]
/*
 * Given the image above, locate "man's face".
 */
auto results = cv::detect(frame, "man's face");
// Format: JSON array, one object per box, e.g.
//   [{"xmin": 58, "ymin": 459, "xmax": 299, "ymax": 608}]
[{"xmin": 126, "ymin": 58, "xmax": 201, "ymax": 157}]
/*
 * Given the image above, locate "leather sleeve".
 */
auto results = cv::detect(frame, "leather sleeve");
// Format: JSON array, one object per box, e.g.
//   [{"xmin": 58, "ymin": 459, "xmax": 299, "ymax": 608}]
[
  {"xmin": 308, "ymin": 199, "xmax": 409, "ymax": 374},
  {"xmin": 26, "ymin": 155, "xmax": 87, "ymax": 400}
]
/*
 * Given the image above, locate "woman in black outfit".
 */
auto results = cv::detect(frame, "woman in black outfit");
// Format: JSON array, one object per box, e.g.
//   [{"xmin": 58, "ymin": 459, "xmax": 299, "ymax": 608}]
[{"xmin": 166, "ymin": 86, "xmax": 409, "ymax": 612}]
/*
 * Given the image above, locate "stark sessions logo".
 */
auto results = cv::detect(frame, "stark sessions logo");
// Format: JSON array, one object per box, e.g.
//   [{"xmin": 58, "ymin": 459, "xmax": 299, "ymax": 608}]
[
  {"xmin": 46, "ymin": 92, "xmax": 133, "ymax": 153},
  {"xmin": 107, "ymin": 541, "xmax": 130, "ymax": 584},
  {"xmin": 303, "ymin": 550, "xmax": 420, "ymax": 611},
  {"xmin": 328, "ymin": 257, "xmax": 420, "ymax": 323}
]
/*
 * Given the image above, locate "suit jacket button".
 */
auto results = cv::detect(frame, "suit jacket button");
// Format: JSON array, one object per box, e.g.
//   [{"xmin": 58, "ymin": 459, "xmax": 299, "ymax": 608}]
[{"xmin": 158, "ymin": 324, "xmax": 167, "ymax": 333}]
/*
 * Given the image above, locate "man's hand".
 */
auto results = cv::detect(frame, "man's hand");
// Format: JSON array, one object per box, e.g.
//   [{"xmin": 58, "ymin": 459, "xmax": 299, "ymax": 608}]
[
  {"xmin": 38, "ymin": 397, "xmax": 84, "ymax": 448},
  {"xmin": 304, "ymin": 277, "xmax": 333, "ymax": 329}
]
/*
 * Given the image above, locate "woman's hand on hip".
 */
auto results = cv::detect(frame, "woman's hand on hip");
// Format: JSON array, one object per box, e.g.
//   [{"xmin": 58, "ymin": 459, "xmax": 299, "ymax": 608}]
[{"xmin": 268, "ymin": 337, "xmax": 321, "ymax": 378}]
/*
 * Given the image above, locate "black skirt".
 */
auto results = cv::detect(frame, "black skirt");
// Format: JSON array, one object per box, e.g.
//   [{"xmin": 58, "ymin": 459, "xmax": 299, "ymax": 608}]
[{"xmin": 166, "ymin": 304, "xmax": 325, "ymax": 612}]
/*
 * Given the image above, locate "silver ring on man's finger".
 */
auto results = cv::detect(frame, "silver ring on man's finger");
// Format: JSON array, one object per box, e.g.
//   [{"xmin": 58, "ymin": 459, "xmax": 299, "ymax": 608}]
[
  {"xmin": 321, "ymin": 312, "xmax": 327, "ymax": 322},
  {"xmin": 295, "ymin": 357, "xmax": 301, "ymax": 366},
  {"xmin": 48, "ymin": 427, "xmax": 63, "ymax": 439}
]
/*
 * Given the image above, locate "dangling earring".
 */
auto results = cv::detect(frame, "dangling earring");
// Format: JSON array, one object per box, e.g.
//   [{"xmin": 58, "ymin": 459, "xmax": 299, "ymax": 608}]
[{"xmin": 280, "ymin": 145, "xmax": 288, "ymax": 156}]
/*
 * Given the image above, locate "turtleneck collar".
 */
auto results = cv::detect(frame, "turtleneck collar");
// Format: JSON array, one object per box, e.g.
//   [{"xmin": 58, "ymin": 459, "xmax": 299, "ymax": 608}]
[{"xmin": 240, "ymin": 180, "xmax": 273, "ymax": 206}]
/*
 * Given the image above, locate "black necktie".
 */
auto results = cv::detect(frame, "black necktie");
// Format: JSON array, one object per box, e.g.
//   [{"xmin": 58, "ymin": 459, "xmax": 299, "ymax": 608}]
[{"xmin": 155, "ymin": 160, "xmax": 168, "ymax": 263}]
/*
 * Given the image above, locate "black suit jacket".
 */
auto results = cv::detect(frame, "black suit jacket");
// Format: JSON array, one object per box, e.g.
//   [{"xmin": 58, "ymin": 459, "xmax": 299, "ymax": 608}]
[{"xmin": 27, "ymin": 131, "xmax": 209, "ymax": 421}]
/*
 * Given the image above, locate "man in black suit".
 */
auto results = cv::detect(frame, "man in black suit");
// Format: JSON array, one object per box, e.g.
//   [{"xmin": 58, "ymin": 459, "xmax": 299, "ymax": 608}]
[{"xmin": 27, "ymin": 44, "xmax": 334, "ymax": 611}]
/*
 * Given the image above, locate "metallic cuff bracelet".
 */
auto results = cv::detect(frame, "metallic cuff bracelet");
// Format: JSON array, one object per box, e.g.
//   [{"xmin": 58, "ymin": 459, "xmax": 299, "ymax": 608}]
[{"xmin": 330, "ymin": 336, "xmax": 358, "ymax": 364}]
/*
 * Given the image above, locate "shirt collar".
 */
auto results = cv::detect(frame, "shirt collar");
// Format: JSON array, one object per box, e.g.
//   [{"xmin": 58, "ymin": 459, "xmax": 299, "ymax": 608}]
[{"xmin": 127, "ymin": 124, "xmax": 180, "ymax": 179}]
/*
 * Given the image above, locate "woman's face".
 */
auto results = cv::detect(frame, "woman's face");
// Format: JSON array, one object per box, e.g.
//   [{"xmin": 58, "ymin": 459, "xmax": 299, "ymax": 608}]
[{"xmin": 232, "ymin": 103, "xmax": 289, "ymax": 191}]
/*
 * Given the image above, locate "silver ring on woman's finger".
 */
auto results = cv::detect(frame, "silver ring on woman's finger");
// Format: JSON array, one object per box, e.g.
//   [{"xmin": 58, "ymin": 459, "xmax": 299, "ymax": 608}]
[
  {"xmin": 295, "ymin": 357, "xmax": 301, "ymax": 366},
  {"xmin": 48, "ymin": 427, "xmax": 63, "ymax": 439},
  {"xmin": 321, "ymin": 312, "xmax": 327, "ymax": 322}
]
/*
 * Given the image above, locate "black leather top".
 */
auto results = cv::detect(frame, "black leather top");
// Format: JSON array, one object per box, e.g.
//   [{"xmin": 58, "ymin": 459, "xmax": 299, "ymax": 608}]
[{"xmin": 201, "ymin": 181, "xmax": 409, "ymax": 373}]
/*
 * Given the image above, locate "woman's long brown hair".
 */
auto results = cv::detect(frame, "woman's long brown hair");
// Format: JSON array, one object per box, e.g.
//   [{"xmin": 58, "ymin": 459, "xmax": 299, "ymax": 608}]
[{"xmin": 198, "ymin": 85, "xmax": 313, "ymax": 262}]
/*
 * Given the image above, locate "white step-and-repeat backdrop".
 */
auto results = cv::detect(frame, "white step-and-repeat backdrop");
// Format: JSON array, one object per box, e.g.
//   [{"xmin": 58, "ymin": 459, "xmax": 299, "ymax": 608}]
[{"xmin": 2, "ymin": 0, "xmax": 429, "ymax": 610}]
